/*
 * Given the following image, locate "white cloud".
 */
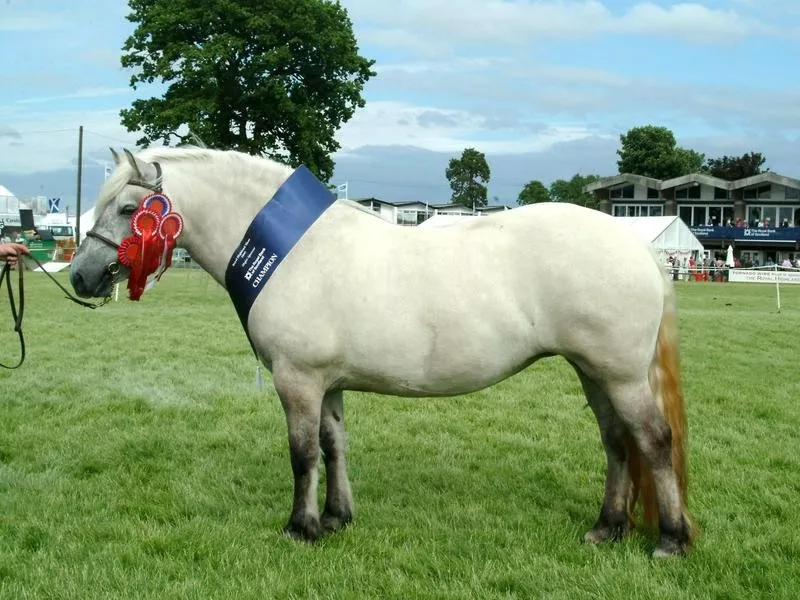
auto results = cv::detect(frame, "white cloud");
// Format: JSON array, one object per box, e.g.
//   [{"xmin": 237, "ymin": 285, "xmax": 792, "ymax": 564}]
[
  {"xmin": 342, "ymin": 0, "xmax": 778, "ymax": 48},
  {"xmin": 334, "ymin": 100, "xmax": 604, "ymax": 155},
  {"xmin": 363, "ymin": 56, "xmax": 800, "ymax": 137},
  {"xmin": 0, "ymin": 10, "xmax": 71, "ymax": 31},
  {"xmin": 0, "ymin": 105, "xmax": 140, "ymax": 174},
  {"xmin": 16, "ymin": 87, "xmax": 131, "ymax": 105}
]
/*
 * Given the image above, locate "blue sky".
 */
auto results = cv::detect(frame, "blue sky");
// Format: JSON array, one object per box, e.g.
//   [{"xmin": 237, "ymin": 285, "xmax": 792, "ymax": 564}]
[{"xmin": 1, "ymin": 0, "xmax": 799, "ymax": 208}]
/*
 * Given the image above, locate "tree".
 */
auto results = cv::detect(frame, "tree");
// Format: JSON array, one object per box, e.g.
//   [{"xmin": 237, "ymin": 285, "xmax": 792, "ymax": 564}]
[
  {"xmin": 616, "ymin": 125, "xmax": 704, "ymax": 180},
  {"xmin": 445, "ymin": 148, "xmax": 490, "ymax": 207},
  {"xmin": 119, "ymin": 0, "xmax": 376, "ymax": 182},
  {"xmin": 703, "ymin": 152, "xmax": 767, "ymax": 180},
  {"xmin": 517, "ymin": 180, "xmax": 550, "ymax": 205},
  {"xmin": 549, "ymin": 173, "xmax": 601, "ymax": 209}
]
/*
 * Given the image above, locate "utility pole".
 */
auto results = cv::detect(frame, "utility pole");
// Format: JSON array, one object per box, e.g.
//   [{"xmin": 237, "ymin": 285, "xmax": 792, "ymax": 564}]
[{"xmin": 75, "ymin": 125, "xmax": 83, "ymax": 246}]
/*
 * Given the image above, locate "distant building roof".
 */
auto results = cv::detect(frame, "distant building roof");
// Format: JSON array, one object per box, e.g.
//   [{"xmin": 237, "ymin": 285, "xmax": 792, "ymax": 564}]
[
  {"xmin": 585, "ymin": 171, "xmax": 800, "ymax": 193},
  {"xmin": 353, "ymin": 197, "xmax": 514, "ymax": 211}
]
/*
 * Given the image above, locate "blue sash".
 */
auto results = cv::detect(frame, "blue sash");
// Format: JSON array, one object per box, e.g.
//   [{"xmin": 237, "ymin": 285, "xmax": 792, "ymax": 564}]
[{"xmin": 224, "ymin": 165, "xmax": 336, "ymax": 343}]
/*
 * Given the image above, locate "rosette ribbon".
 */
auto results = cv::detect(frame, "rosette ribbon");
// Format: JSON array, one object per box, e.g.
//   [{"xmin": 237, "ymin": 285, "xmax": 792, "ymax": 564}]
[{"xmin": 117, "ymin": 193, "xmax": 184, "ymax": 300}]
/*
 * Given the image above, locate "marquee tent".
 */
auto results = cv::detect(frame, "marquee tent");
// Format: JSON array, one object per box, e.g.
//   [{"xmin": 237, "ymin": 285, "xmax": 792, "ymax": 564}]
[
  {"xmin": 615, "ymin": 216, "xmax": 704, "ymax": 264},
  {"xmin": 417, "ymin": 214, "xmax": 481, "ymax": 228}
]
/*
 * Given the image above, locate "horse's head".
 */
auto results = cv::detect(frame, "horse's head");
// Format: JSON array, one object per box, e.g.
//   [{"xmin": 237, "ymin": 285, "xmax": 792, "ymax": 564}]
[{"xmin": 70, "ymin": 148, "xmax": 162, "ymax": 298}]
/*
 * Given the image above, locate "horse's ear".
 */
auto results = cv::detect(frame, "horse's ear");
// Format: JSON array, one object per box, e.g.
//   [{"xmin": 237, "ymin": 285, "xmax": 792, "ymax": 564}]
[
  {"xmin": 110, "ymin": 147, "xmax": 121, "ymax": 165},
  {"xmin": 122, "ymin": 148, "xmax": 141, "ymax": 178},
  {"xmin": 122, "ymin": 147, "xmax": 159, "ymax": 186}
]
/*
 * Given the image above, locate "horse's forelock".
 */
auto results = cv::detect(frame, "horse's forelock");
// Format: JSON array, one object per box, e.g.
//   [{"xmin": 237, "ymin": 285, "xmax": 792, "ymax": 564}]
[{"xmin": 94, "ymin": 160, "xmax": 137, "ymax": 216}]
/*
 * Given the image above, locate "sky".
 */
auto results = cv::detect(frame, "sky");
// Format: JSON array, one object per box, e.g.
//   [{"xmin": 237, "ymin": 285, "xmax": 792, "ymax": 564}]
[{"xmin": 1, "ymin": 0, "xmax": 799, "ymax": 211}]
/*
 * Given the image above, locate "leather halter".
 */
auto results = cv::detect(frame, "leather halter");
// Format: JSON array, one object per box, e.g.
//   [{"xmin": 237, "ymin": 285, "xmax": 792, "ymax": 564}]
[{"xmin": 84, "ymin": 162, "xmax": 163, "ymax": 254}]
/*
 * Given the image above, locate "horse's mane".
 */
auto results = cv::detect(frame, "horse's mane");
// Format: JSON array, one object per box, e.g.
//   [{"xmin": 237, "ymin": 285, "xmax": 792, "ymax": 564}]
[
  {"xmin": 94, "ymin": 146, "xmax": 383, "ymax": 222},
  {"xmin": 94, "ymin": 146, "xmax": 292, "ymax": 214}
]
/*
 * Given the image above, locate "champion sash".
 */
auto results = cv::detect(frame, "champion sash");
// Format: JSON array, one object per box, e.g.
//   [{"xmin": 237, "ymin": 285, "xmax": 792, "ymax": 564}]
[{"xmin": 224, "ymin": 165, "xmax": 336, "ymax": 340}]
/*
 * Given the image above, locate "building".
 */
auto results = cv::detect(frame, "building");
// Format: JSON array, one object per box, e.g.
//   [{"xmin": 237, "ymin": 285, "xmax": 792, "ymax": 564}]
[
  {"xmin": 353, "ymin": 197, "xmax": 512, "ymax": 226},
  {"xmin": 585, "ymin": 172, "xmax": 800, "ymax": 266}
]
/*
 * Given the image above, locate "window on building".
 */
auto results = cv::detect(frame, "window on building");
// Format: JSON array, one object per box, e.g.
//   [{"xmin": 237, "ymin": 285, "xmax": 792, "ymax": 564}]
[
  {"xmin": 778, "ymin": 206, "xmax": 794, "ymax": 227},
  {"xmin": 747, "ymin": 204, "xmax": 800, "ymax": 227},
  {"xmin": 723, "ymin": 206, "xmax": 734, "ymax": 224},
  {"xmin": 610, "ymin": 184, "xmax": 634, "ymax": 199},
  {"xmin": 744, "ymin": 185, "xmax": 771, "ymax": 199},
  {"xmin": 396, "ymin": 209, "xmax": 431, "ymax": 226},
  {"xmin": 678, "ymin": 205, "xmax": 710, "ymax": 227},
  {"xmin": 676, "ymin": 184, "xmax": 702, "ymax": 200},
  {"xmin": 612, "ymin": 204, "xmax": 664, "ymax": 217},
  {"xmin": 786, "ymin": 187, "xmax": 800, "ymax": 200},
  {"xmin": 678, "ymin": 201, "xmax": 734, "ymax": 227},
  {"xmin": 647, "ymin": 187, "xmax": 660, "ymax": 199},
  {"xmin": 714, "ymin": 187, "xmax": 729, "ymax": 200}
]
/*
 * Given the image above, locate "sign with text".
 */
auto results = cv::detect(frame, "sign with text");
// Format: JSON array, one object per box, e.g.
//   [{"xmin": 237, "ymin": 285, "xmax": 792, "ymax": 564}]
[
  {"xmin": 728, "ymin": 269, "xmax": 800, "ymax": 284},
  {"xmin": 224, "ymin": 165, "xmax": 336, "ymax": 343},
  {"xmin": 690, "ymin": 226, "xmax": 800, "ymax": 243}
]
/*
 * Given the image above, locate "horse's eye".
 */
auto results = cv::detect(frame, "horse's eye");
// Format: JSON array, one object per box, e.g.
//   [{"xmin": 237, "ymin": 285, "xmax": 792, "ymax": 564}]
[{"xmin": 120, "ymin": 205, "xmax": 137, "ymax": 217}]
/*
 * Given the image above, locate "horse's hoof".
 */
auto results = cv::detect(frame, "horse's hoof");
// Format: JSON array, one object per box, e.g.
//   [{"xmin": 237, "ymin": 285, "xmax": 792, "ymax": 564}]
[
  {"xmin": 284, "ymin": 514, "xmax": 322, "ymax": 542},
  {"xmin": 321, "ymin": 510, "xmax": 352, "ymax": 533},
  {"xmin": 652, "ymin": 538, "xmax": 687, "ymax": 558},
  {"xmin": 583, "ymin": 522, "xmax": 629, "ymax": 544}
]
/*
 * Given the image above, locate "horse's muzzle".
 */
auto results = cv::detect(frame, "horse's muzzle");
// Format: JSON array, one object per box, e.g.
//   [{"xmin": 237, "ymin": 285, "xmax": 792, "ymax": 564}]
[{"xmin": 70, "ymin": 263, "xmax": 119, "ymax": 298}]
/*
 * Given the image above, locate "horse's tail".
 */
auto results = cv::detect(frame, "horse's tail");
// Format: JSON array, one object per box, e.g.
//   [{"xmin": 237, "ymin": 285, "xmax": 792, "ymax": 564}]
[{"xmin": 627, "ymin": 282, "xmax": 693, "ymax": 540}]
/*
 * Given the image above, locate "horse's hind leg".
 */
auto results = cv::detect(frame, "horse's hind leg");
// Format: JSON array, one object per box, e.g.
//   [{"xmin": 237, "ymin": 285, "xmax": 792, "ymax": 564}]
[
  {"xmin": 573, "ymin": 366, "xmax": 635, "ymax": 544},
  {"xmin": 319, "ymin": 390, "xmax": 354, "ymax": 532},
  {"xmin": 607, "ymin": 379, "xmax": 692, "ymax": 557}
]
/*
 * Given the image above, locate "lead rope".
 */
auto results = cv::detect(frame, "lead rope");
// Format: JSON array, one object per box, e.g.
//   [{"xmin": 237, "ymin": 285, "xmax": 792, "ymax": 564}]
[{"xmin": 0, "ymin": 255, "xmax": 113, "ymax": 370}]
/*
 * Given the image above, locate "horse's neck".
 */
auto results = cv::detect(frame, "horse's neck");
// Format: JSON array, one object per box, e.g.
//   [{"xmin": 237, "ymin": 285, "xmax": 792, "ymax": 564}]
[{"xmin": 169, "ymin": 157, "xmax": 293, "ymax": 284}]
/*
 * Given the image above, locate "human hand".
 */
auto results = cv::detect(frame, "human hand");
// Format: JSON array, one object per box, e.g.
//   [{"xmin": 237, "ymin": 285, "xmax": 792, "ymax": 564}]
[{"xmin": 0, "ymin": 243, "xmax": 30, "ymax": 266}]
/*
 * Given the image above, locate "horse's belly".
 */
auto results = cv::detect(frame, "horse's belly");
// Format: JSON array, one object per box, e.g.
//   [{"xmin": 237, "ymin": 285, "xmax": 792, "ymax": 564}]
[{"xmin": 341, "ymin": 314, "xmax": 541, "ymax": 397}]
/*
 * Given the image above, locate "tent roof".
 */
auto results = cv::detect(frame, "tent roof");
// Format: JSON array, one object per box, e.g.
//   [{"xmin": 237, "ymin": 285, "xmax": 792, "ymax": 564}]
[
  {"xmin": 0, "ymin": 185, "xmax": 16, "ymax": 197},
  {"xmin": 615, "ymin": 216, "xmax": 704, "ymax": 254},
  {"xmin": 417, "ymin": 214, "xmax": 482, "ymax": 228}
]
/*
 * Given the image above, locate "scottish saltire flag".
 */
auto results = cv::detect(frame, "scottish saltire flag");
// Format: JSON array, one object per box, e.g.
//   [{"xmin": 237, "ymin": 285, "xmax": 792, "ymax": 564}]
[{"xmin": 48, "ymin": 198, "xmax": 60, "ymax": 213}]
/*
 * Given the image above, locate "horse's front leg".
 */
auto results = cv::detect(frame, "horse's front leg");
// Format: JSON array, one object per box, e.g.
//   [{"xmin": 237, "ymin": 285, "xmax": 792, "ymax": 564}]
[
  {"xmin": 319, "ymin": 390, "xmax": 353, "ymax": 532},
  {"xmin": 275, "ymin": 373, "xmax": 324, "ymax": 542}
]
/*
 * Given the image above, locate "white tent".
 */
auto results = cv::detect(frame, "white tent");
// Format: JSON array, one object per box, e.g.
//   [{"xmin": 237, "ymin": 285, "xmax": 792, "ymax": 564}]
[
  {"xmin": 417, "ymin": 214, "xmax": 481, "ymax": 228},
  {"xmin": 615, "ymin": 216, "xmax": 704, "ymax": 264},
  {"xmin": 79, "ymin": 207, "xmax": 96, "ymax": 242}
]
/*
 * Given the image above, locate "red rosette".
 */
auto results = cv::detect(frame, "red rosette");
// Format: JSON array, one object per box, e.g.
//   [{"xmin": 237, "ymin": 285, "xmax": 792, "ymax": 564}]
[
  {"xmin": 158, "ymin": 213, "xmax": 183, "ymax": 241},
  {"xmin": 117, "ymin": 236, "xmax": 141, "ymax": 267},
  {"xmin": 142, "ymin": 193, "xmax": 171, "ymax": 216},
  {"xmin": 131, "ymin": 208, "xmax": 161, "ymax": 237}
]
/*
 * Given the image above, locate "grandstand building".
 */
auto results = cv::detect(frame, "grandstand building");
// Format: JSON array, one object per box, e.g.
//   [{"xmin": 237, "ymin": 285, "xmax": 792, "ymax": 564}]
[{"xmin": 585, "ymin": 172, "xmax": 800, "ymax": 266}]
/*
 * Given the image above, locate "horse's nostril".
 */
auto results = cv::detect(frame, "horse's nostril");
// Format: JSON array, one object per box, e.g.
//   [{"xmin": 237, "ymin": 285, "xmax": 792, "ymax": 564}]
[{"xmin": 70, "ymin": 270, "xmax": 86, "ymax": 295}]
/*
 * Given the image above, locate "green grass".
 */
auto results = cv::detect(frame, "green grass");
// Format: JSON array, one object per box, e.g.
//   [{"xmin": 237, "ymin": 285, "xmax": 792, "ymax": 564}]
[{"xmin": 0, "ymin": 269, "xmax": 798, "ymax": 599}]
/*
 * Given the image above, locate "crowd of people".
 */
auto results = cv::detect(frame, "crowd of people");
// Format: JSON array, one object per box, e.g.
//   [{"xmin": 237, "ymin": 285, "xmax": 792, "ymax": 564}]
[{"xmin": 665, "ymin": 253, "xmax": 800, "ymax": 282}]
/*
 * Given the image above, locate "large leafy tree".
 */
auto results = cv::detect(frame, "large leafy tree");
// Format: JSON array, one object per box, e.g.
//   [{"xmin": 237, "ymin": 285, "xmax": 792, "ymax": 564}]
[
  {"xmin": 616, "ymin": 125, "xmax": 704, "ymax": 180},
  {"xmin": 119, "ymin": 0, "xmax": 375, "ymax": 181},
  {"xmin": 517, "ymin": 180, "xmax": 550, "ymax": 205},
  {"xmin": 549, "ymin": 173, "xmax": 601, "ymax": 209},
  {"xmin": 703, "ymin": 152, "xmax": 767, "ymax": 180},
  {"xmin": 445, "ymin": 148, "xmax": 490, "ymax": 207}
]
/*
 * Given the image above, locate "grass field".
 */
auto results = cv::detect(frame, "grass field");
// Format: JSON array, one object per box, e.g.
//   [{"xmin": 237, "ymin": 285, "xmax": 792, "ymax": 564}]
[{"xmin": 0, "ymin": 268, "xmax": 798, "ymax": 599}]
